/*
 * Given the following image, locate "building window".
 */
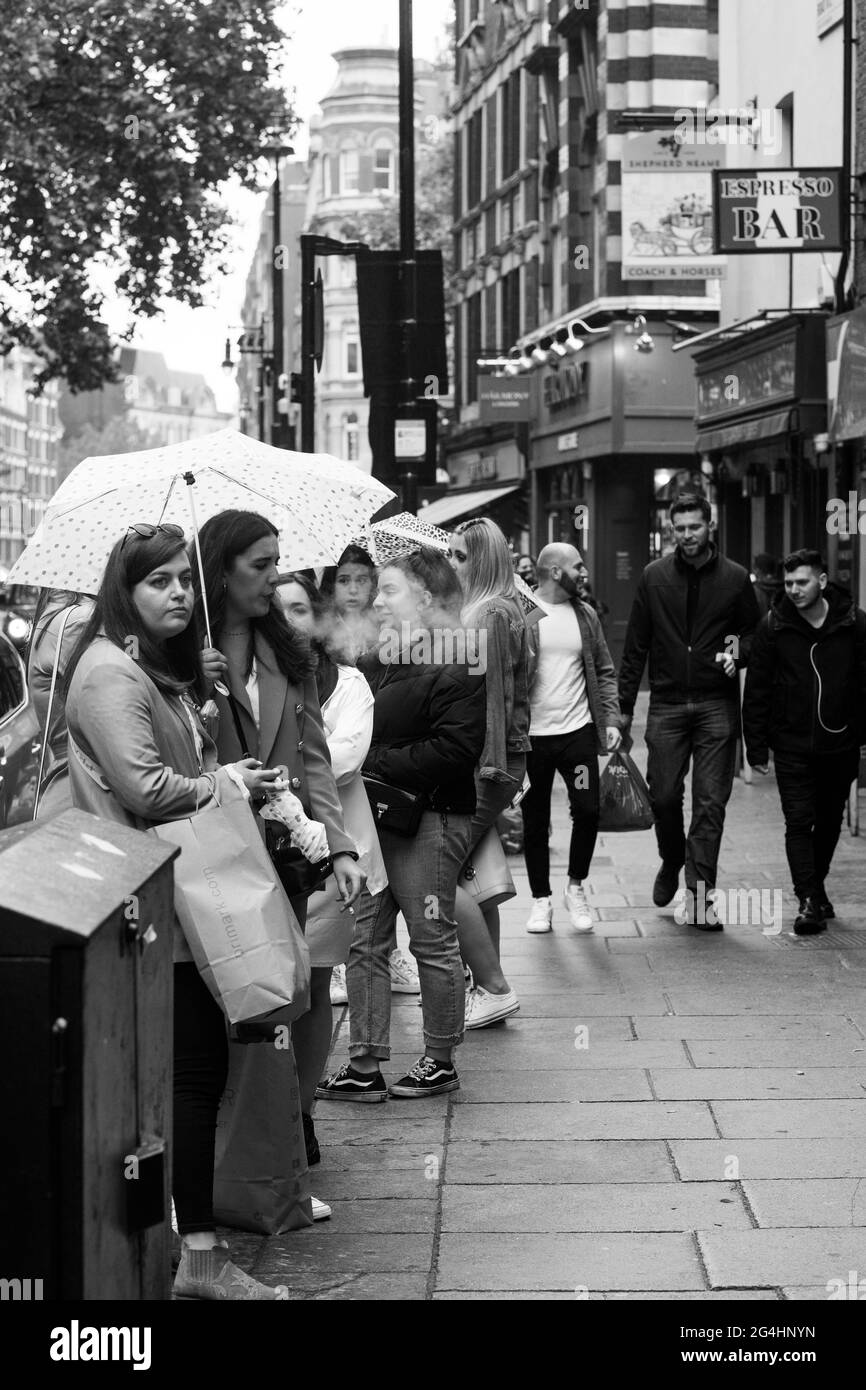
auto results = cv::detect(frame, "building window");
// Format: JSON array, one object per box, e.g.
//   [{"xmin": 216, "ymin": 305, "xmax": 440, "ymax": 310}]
[
  {"xmin": 373, "ymin": 146, "xmax": 394, "ymax": 191},
  {"xmin": 502, "ymin": 70, "xmax": 521, "ymax": 180},
  {"xmin": 346, "ymin": 338, "xmax": 360, "ymax": 376},
  {"xmin": 467, "ymin": 110, "xmax": 483, "ymax": 209},
  {"xmin": 345, "ymin": 412, "xmax": 359, "ymax": 461},
  {"xmin": 340, "ymin": 149, "xmax": 359, "ymax": 193},
  {"xmin": 465, "ymin": 292, "xmax": 482, "ymax": 405}
]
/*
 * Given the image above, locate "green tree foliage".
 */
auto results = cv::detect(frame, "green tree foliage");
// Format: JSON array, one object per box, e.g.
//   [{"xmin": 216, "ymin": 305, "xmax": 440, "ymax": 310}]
[
  {"xmin": 57, "ymin": 415, "xmax": 160, "ymax": 487},
  {"xmin": 0, "ymin": 0, "xmax": 295, "ymax": 392}
]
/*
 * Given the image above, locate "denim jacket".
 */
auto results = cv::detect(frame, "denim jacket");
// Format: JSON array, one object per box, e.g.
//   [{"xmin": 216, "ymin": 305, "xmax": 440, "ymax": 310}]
[{"xmin": 473, "ymin": 598, "xmax": 532, "ymax": 783}]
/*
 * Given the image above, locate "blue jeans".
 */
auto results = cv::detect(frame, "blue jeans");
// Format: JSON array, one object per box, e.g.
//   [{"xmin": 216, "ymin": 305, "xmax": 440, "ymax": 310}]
[
  {"xmin": 346, "ymin": 811, "xmax": 471, "ymax": 1060},
  {"xmin": 644, "ymin": 697, "xmax": 739, "ymax": 892}
]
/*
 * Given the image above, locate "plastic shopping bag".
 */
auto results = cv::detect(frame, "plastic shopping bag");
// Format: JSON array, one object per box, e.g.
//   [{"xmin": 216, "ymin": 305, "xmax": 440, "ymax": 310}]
[
  {"xmin": 597, "ymin": 748, "xmax": 655, "ymax": 832},
  {"xmin": 213, "ymin": 1037, "xmax": 313, "ymax": 1235},
  {"xmin": 154, "ymin": 778, "xmax": 310, "ymax": 1026}
]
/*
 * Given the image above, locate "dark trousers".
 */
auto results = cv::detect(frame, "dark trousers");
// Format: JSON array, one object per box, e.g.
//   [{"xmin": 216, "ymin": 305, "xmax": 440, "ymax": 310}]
[
  {"xmin": 173, "ymin": 963, "xmax": 228, "ymax": 1236},
  {"xmin": 772, "ymin": 747, "xmax": 860, "ymax": 900},
  {"xmin": 644, "ymin": 697, "xmax": 739, "ymax": 893},
  {"xmin": 521, "ymin": 724, "xmax": 600, "ymax": 897}
]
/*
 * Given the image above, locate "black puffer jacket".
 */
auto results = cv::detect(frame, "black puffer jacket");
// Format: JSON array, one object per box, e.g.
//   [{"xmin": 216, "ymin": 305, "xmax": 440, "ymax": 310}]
[
  {"xmin": 359, "ymin": 650, "xmax": 486, "ymax": 814},
  {"xmin": 618, "ymin": 545, "xmax": 760, "ymax": 713},
  {"xmin": 742, "ymin": 583, "xmax": 866, "ymax": 763}
]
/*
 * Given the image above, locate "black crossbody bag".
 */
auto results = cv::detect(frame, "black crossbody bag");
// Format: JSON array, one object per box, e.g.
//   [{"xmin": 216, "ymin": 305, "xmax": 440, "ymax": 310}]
[
  {"xmin": 223, "ymin": 688, "xmax": 332, "ymax": 897},
  {"xmin": 362, "ymin": 776, "xmax": 426, "ymax": 837}
]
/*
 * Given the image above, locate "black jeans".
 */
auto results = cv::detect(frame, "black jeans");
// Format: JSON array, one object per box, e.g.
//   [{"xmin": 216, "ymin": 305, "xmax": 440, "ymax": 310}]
[
  {"xmin": 772, "ymin": 747, "xmax": 860, "ymax": 900},
  {"xmin": 644, "ymin": 697, "xmax": 739, "ymax": 894},
  {"xmin": 521, "ymin": 724, "xmax": 599, "ymax": 897},
  {"xmin": 173, "ymin": 963, "xmax": 228, "ymax": 1236}
]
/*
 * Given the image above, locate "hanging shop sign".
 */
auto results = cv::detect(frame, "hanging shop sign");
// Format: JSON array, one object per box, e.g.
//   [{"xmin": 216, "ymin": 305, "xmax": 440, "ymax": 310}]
[
  {"xmin": 827, "ymin": 306, "xmax": 866, "ymax": 442},
  {"xmin": 713, "ymin": 168, "xmax": 844, "ymax": 253},
  {"xmin": 478, "ymin": 375, "xmax": 533, "ymax": 423},
  {"xmin": 621, "ymin": 132, "xmax": 727, "ymax": 282}
]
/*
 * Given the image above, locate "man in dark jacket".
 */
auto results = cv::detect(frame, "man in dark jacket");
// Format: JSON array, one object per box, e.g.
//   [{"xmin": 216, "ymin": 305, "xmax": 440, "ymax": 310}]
[
  {"xmin": 618, "ymin": 494, "xmax": 760, "ymax": 925},
  {"xmin": 743, "ymin": 549, "xmax": 866, "ymax": 935}
]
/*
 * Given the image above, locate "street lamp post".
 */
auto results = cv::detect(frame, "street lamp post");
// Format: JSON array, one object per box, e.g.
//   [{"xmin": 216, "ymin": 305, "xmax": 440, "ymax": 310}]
[{"xmin": 397, "ymin": 0, "xmax": 419, "ymax": 514}]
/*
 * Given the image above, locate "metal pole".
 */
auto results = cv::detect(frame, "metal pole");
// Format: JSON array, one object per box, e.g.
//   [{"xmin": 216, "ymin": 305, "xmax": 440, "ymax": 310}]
[
  {"xmin": 835, "ymin": 0, "xmax": 854, "ymax": 311},
  {"xmin": 300, "ymin": 235, "xmax": 316, "ymax": 453},
  {"xmin": 271, "ymin": 157, "xmax": 286, "ymax": 448},
  {"xmin": 398, "ymin": 0, "xmax": 418, "ymax": 513}
]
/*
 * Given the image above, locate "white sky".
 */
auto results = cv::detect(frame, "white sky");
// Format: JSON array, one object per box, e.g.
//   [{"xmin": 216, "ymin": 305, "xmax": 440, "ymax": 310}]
[{"xmin": 117, "ymin": 0, "xmax": 452, "ymax": 415}]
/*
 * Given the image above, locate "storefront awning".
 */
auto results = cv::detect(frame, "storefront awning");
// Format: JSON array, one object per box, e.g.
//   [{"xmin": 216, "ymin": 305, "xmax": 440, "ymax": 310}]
[
  {"xmin": 419, "ymin": 484, "xmax": 521, "ymax": 527},
  {"xmin": 696, "ymin": 408, "xmax": 795, "ymax": 453}
]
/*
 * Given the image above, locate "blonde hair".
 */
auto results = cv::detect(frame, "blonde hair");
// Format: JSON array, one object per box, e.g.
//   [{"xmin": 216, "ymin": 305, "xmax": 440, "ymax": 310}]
[{"xmin": 453, "ymin": 518, "xmax": 524, "ymax": 627}]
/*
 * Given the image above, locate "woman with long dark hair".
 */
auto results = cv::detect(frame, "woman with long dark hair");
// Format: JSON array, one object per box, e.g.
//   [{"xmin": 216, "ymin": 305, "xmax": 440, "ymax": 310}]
[
  {"xmin": 64, "ymin": 523, "xmax": 289, "ymax": 1299},
  {"xmin": 195, "ymin": 510, "xmax": 363, "ymax": 1164},
  {"xmin": 317, "ymin": 547, "xmax": 486, "ymax": 1100},
  {"xmin": 449, "ymin": 517, "xmax": 530, "ymax": 1027}
]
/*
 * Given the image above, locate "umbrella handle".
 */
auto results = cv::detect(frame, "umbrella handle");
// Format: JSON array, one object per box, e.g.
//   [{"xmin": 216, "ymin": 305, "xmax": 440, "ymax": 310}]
[
  {"xmin": 183, "ymin": 472, "xmax": 228, "ymax": 697},
  {"xmin": 183, "ymin": 472, "xmax": 213, "ymax": 647}
]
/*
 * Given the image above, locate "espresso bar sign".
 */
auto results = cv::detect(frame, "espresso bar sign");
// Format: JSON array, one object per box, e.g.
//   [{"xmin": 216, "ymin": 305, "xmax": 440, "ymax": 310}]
[
  {"xmin": 713, "ymin": 168, "xmax": 844, "ymax": 253},
  {"xmin": 543, "ymin": 360, "xmax": 589, "ymax": 412}
]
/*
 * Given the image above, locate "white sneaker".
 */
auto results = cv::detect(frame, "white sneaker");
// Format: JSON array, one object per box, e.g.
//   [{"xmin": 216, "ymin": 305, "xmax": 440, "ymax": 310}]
[
  {"xmin": 329, "ymin": 965, "xmax": 348, "ymax": 1005},
  {"xmin": 389, "ymin": 947, "xmax": 421, "ymax": 994},
  {"xmin": 564, "ymin": 884, "xmax": 594, "ymax": 932},
  {"xmin": 311, "ymin": 1197, "xmax": 331, "ymax": 1221},
  {"xmin": 525, "ymin": 896, "xmax": 553, "ymax": 933},
  {"xmin": 465, "ymin": 985, "xmax": 520, "ymax": 1029}
]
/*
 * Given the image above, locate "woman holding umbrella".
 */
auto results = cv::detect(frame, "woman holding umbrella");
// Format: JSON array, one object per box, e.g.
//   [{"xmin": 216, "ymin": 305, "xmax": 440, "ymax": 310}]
[
  {"xmin": 195, "ymin": 510, "xmax": 363, "ymax": 1163},
  {"xmin": 63, "ymin": 523, "xmax": 291, "ymax": 1299}
]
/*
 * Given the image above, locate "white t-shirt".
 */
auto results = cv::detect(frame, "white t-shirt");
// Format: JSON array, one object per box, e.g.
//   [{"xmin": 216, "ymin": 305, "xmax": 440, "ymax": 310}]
[{"xmin": 530, "ymin": 599, "xmax": 591, "ymax": 736}]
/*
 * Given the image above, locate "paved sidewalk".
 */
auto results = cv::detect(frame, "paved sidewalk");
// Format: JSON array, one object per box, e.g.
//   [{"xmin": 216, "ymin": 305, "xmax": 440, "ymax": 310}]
[{"xmin": 238, "ymin": 697, "xmax": 866, "ymax": 1301}]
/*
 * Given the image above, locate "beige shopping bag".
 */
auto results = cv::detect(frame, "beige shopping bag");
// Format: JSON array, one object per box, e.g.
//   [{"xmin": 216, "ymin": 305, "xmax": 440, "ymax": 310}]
[{"xmin": 155, "ymin": 781, "xmax": 310, "ymax": 1026}]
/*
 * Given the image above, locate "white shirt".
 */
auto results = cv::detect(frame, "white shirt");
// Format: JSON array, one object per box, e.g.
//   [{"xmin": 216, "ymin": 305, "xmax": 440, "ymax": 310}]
[{"xmin": 529, "ymin": 598, "xmax": 591, "ymax": 736}]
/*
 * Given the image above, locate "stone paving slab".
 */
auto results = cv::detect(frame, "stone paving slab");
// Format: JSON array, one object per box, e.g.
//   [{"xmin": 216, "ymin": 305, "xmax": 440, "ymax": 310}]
[
  {"xmin": 445, "ymin": 1140, "xmax": 676, "ymax": 1184},
  {"xmin": 782, "ymin": 1285, "xmax": 853, "ymax": 1301},
  {"xmin": 441, "ymin": 1181, "xmax": 750, "ymax": 1232},
  {"xmin": 253, "ymin": 1232, "xmax": 434, "ymax": 1280},
  {"xmin": 454, "ymin": 1069, "xmax": 653, "ymax": 1102},
  {"xmin": 688, "ymin": 1040, "xmax": 866, "ymax": 1067},
  {"xmin": 288, "ymin": 1274, "xmax": 429, "ymax": 1300},
  {"xmin": 670, "ymin": 1138, "xmax": 866, "ymax": 1180},
  {"xmin": 314, "ymin": 1170, "xmax": 438, "ymax": 1200},
  {"xmin": 711, "ymin": 1100, "xmax": 866, "ymax": 1139},
  {"xmin": 436, "ymin": 1232, "xmax": 705, "ymax": 1291},
  {"xmin": 431, "ymin": 1289, "xmax": 781, "ymax": 1300},
  {"xmin": 663, "ymin": 990, "xmax": 866, "ymax": 1016},
  {"xmin": 743, "ymin": 1179, "xmax": 866, "ymax": 1228},
  {"xmin": 698, "ymin": 1229, "xmax": 866, "ymax": 1290},
  {"xmin": 632, "ymin": 1015, "xmax": 861, "ymax": 1042},
  {"xmin": 650, "ymin": 1068, "xmax": 866, "ymax": 1100},
  {"xmin": 450, "ymin": 1101, "xmax": 716, "ymax": 1141},
  {"xmin": 450, "ymin": 1037, "xmax": 689, "ymax": 1071},
  {"xmin": 299, "ymin": 1199, "xmax": 436, "ymax": 1234}
]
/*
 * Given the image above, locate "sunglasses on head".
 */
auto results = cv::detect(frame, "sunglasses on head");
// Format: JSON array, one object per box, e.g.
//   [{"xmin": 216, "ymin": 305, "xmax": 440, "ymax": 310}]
[
  {"xmin": 455, "ymin": 519, "xmax": 485, "ymax": 534},
  {"xmin": 121, "ymin": 522, "xmax": 185, "ymax": 549}
]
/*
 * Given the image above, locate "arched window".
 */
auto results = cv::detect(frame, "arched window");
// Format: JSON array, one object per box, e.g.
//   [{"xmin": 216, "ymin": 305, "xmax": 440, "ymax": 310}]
[
  {"xmin": 373, "ymin": 144, "xmax": 394, "ymax": 192},
  {"xmin": 340, "ymin": 149, "xmax": 359, "ymax": 193}
]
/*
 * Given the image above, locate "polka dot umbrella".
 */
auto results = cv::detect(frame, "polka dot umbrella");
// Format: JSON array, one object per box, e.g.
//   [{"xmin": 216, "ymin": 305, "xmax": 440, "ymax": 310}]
[{"xmin": 8, "ymin": 430, "xmax": 395, "ymax": 646}]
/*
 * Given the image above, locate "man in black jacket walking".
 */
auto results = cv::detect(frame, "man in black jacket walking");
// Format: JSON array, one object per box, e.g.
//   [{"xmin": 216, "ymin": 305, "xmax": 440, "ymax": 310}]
[
  {"xmin": 618, "ymin": 494, "xmax": 760, "ymax": 925},
  {"xmin": 743, "ymin": 549, "xmax": 866, "ymax": 935}
]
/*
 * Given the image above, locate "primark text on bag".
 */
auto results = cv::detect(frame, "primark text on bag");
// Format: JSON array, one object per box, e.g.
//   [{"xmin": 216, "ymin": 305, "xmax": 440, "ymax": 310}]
[{"xmin": 597, "ymin": 748, "xmax": 655, "ymax": 832}]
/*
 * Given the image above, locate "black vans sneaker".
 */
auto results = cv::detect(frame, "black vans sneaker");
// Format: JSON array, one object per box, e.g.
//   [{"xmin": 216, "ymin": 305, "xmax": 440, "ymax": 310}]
[
  {"xmin": 794, "ymin": 897, "xmax": 827, "ymax": 936},
  {"xmin": 316, "ymin": 1063, "xmax": 388, "ymax": 1103},
  {"xmin": 389, "ymin": 1056, "xmax": 459, "ymax": 1098}
]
